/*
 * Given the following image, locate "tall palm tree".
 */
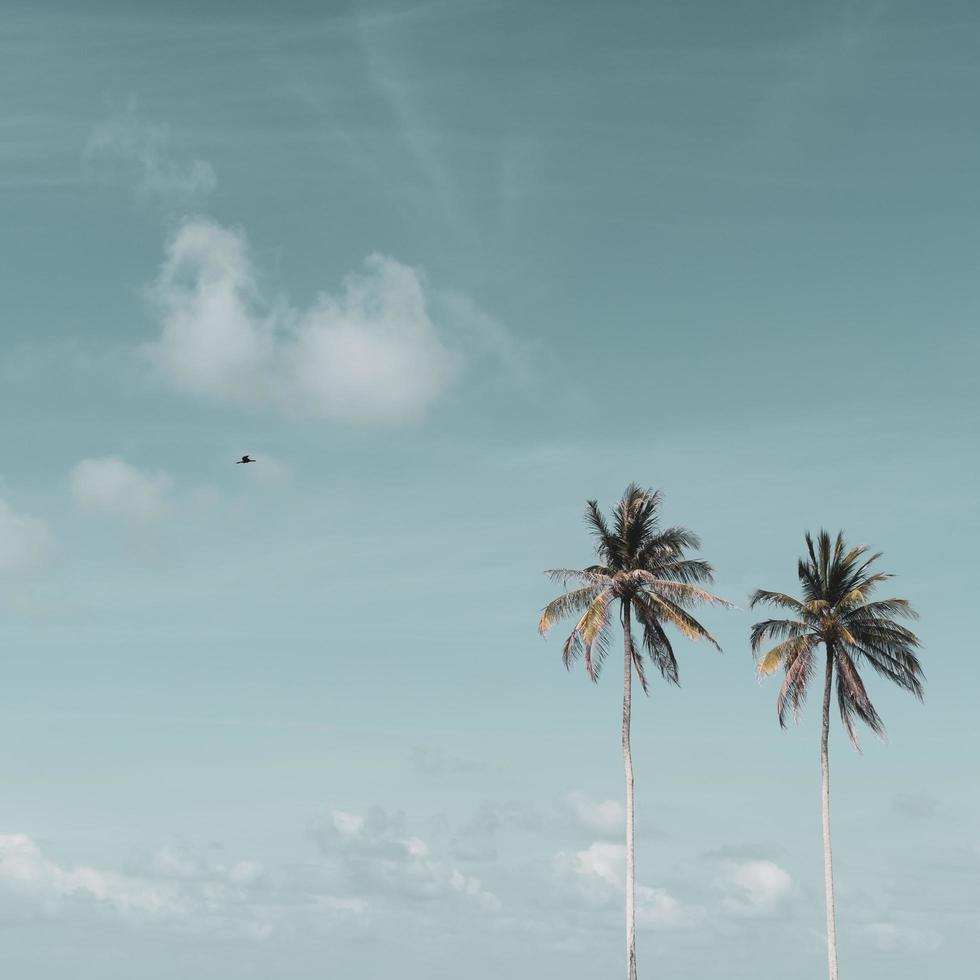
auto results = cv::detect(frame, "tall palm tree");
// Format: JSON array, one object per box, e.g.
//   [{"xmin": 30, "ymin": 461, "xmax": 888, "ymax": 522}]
[
  {"xmin": 539, "ymin": 484, "xmax": 731, "ymax": 980},
  {"xmin": 750, "ymin": 531, "xmax": 924, "ymax": 980}
]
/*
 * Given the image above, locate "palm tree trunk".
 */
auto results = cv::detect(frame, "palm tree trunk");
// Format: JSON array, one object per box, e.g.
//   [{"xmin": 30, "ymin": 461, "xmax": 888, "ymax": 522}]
[
  {"xmin": 821, "ymin": 648, "xmax": 840, "ymax": 980},
  {"xmin": 622, "ymin": 603, "xmax": 637, "ymax": 980}
]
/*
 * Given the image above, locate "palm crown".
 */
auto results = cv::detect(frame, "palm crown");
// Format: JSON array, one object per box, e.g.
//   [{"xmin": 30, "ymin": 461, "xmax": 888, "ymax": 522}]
[
  {"xmin": 539, "ymin": 484, "xmax": 731, "ymax": 690},
  {"xmin": 750, "ymin": 530, "xmax": 924, "ymax": 746}
]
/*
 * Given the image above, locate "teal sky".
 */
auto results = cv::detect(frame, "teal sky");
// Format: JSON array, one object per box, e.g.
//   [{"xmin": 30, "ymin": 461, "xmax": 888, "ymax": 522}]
[{"xmin": 2, "ymin": 1, "xmax": 978, "ymax": 976}]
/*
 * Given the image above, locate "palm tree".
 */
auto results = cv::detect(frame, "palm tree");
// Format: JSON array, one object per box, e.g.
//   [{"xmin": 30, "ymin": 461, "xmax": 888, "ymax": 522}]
[
  {"xmin": 750, "ymin": 531, "xmax": 924, "ymax": 980},
  {"xmin": 539, "ymin": 484, "xmax": 731, "ymax": 980}
]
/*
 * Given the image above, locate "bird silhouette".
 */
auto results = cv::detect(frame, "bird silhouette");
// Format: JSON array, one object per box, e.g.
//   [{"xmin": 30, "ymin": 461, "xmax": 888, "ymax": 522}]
[{"xmin": 236, "ymin": 455, "xmax": 255, "ymax": 464}]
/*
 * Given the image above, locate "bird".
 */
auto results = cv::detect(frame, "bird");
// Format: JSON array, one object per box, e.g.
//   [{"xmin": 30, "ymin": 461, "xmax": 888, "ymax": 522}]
[{"xmin": 236, "ymin": 455, "xmax": 255, "ymax": 464}]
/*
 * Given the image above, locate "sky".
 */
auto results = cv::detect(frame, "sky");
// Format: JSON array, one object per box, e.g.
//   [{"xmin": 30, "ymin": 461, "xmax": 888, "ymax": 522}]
[{"xmin": 1, "ymin": 0, "xmax": 978, "ymax": 976}]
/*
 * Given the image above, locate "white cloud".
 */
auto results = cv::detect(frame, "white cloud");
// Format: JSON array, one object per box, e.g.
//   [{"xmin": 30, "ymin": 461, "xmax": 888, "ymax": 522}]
[
  {"xmin": 0, "ymin": 497, "xmax": 50, "ymax": 573},
  {"xmin": 70, "ymin": 456, "xmax": 172, "ymax": 523},
  {"xmin": 318, "ymin": 807, "xmax": 500, "ymax": 911},
  {"xmin": 553, "ymin": 841, "xmax": 695, "ymax": 930},
  {"xmin": 635, "ymin": 884, "xmax": 689, "ymax": 930},
  {"xmin": 0, "ymin": 834, "xmax": 351, "ymax": 943},
  {"xmin": 566, "ymin": 791, "xmax": 624, "ymax": 838},
  {"xmin": 144, "ymin": 219, "xmax": 462, "ymax": 424},
  {"xmin": 861, "ymin": 921, "xmax": 944, "ymax": 953},
  {"xmin": 558, "ymin": 840, "xmax": 624, "ymax": 890},
  {"xmin": 715, "ymin": 859, "xmax": 793, "ymax": 917},
  {"xmin": 147, "ymin": 845, "xmax": 262, "ymax": 887},
  {"xmin": 84, "ymin": 101, "xmax": 216, "ymax": 205},
  {"xmin": 0, "ymin": 833, "xmax": 181, "ymax": 919}
]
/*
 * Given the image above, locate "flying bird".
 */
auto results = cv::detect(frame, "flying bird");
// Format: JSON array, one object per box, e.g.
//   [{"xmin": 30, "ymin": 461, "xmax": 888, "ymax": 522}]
[{"xmin": 236, "ymin": 455, "xmax": 255, "ymax": 464}]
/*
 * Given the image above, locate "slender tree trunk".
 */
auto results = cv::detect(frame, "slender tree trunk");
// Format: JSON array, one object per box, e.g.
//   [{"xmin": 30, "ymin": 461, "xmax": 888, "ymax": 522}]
[
  {"xmin": 622, "ymin": 603, "xmax": 637, "ymax": 980},
  {"xmin": 821, "ymin": 648, "xmax": 840, "ymax": 980}
]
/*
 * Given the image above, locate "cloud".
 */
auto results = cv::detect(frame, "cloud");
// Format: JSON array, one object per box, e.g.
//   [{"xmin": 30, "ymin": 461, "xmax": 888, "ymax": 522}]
[
  {"xmin": 317, "ymin": 807, "xmax": 501, "ymax": 912},
  {"xmin": 715, "ymin": 859, "xmax": 793, "ymax": 917},
  {"xmin": 450, "ymin": 836, "xmax": 499, "ymax": 863},
  {"xmin": 0, "ymin": 833, "xmax": 185, "ymax": 921},
  {"xmin": 557, "ymin": 841, "xmax": 624, "ymax": 891},
  {"xmin": 891, "ymin": 792, "xmax": 940, "ymax": 820},
  {"xmin": 635, "ymin": 884, "xmax": 690, "ymax": 930},
  {"xmin": 449, "ymin": 801, "xmax": 542, "ymax": 863},
  {"xmin": 565, "ymin": 791, "xmax": 624, "ymax": 838},
  {"xmin": 553, "ymin": 841, "xmax": 695, "ymax": 930},
  {"xmin": 860, "ymin": 921, "xmax": 944, "ymax": 953},
  {"xmin": 411, "ymin": 746, "xmax": 487, "ymax": 775},
  {"xmin": 145, "ymin": 219, "xmax": 461, "ymax": 424},
  {"xmin": 146, "ymin": 845, "xmax": 262, "ymax": 887},
  {"xmin": 433, "ymin": 290, "xmax": 532, "ymax": 381},
  {"xmin": 450, "ymin": 804, "xmax": 503, "ymax": 863},
  {"xmin": 84, "ymin": 100, "xmax": 216, "ymax": 206},
  {"xmin": 0, "ymin": 497, "xmax": 51, "ymax": 573},
  {"xmin": 70, "ymin": 456, "xmax": 172, "ymax": 523},
  {"xmin": 0, "ymin": 834, "xmax": 365, "ymax": 942}
]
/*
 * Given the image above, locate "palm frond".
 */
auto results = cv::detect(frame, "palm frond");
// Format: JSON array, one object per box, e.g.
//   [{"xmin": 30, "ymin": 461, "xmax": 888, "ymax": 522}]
[
  {"xmin": 627, "ymin": 570, "xmax": 732, "ymax": 609},
  {"xmin": 584, "ymin": 500, "xmax": 617, "ymax": 566},
  {"xmin": 580, "ymin": 590, "xmax": 615, "ymax": 682},
  {"xmin": 797, "ymin": 539, "xmax": 823, "ymax": 602},
  {"xmin": 776, "ymin": 639, "xmax": 816, "ymax": 727},
  {"xmin": 651, "ymin": 525, "xmax": 702, "ymax": 552},
  {"xmin": 835, "ymin": 648, "xmax": 885, "ymax": 749},
  {"xmin": 749, "ymin": 590, "xmax": 806, "ymax": 613},
  {"xmin": 756, "ymin": 633, "xmax": 813, "ymax": 677},
  {"xmin": 543, "ymin": 568, "xmax": 613, "ymax": 588},
  {"xmin": 849, "ymin": 644, "xmax": 925, "ymax": 700},
  {"xmin": 750, "ymin": 618, "xmax": 808, "ymax": 653},
  {"xmin": 632, "ymin": 593, "xmax": 680, "ymax": 685},
  {"xmin": 614, "ymin": 484, "xmax": 663, "ymax": 566},
  {"xmin": 848, "ymin": 598, "xmax": 919, "ymax": 622},
  {"xmin": 539, "ymin": 584, "xmax": 605, "ymax": 636},
  {"xmin": 641, "ymin": 591, "xmax": 721, "ymax": 650},
  {"xmin": 636, "ymin": 526, "xmax": 703, "ymax": 570},
  {"xmin": 803, "ymin": 599, "xmax": 831, "ymax": 616},
  {"xmin": 650, "ymin": 558, "xmax": 715, "ymax": 584},
  {"xmin": 625, "ymin": 625, "xmax": 649, "ymax": 695},
  {"xmin": 838, "ymin": 558, "xmax": 886, "ymax": 600},
  {"xmin": 847, "ymin": 617, "xmax": 920, "ymax": 647},
  {"xmin": 559, "ymin": 588, "xmax": 613, "ymax": 674}
]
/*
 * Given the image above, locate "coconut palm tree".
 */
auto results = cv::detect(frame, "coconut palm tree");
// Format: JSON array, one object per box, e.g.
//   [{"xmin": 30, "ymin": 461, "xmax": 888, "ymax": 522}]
[
  {"xmin": 750, "ymin": 530, "xmax": 924, "ymax": 980},
  {"xmin": 539, "ymin": 484, "xmax": 731, "ymax": 980}
]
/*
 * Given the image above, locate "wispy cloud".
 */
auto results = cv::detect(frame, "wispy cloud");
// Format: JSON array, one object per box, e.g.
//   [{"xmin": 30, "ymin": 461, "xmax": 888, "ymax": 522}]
[
  {"xmin": 0, "ymin": 832, "xmax": 355, "ymax": 940},
  {"xmin": 0, "ymin": 834, "xmax": 280, "ymax": 939},
  {"xmin": 411, "ymin": 745, "xmax": 488, "ymax": 775},
  {"xmin": 0, "ymin": 495, "xmax": 51, "ymax": 573},
  {"xmin": 564, "ymin": 791, "xmax": 625, "ymax": 839},
  {"xmin": 317, "ymin": 807, "xmax": 501, "ymax": 911},
  {"xmin": 860, "ymin": 920, "xmax": 944, "ymax": 954},
  {"xmin": 83, "ymin": 99, "xmax": 216, "ymax": 207},
  {"xmin": 449, "ymin": 800, "xmax": 542, "ymax": 863},
  {"xmin": 70, "ymin": 456, "xmax": 173, "ymax": 524},
  {"xmin": 354, "ymin": 11, "xmax": 461, "ymax": 228},
  {"xmin": 891, "ymin": 791, "xmax": 940, "ymax": 820}
]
